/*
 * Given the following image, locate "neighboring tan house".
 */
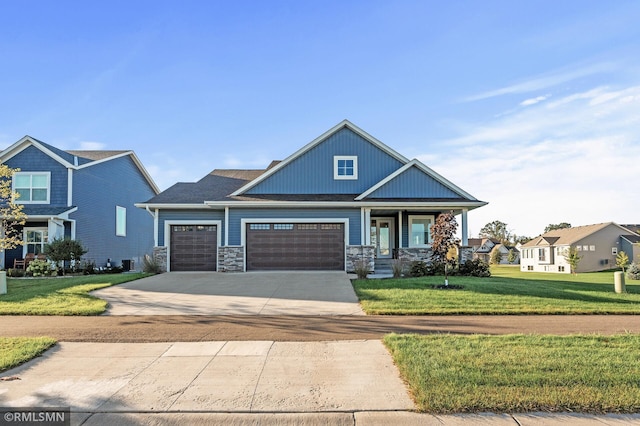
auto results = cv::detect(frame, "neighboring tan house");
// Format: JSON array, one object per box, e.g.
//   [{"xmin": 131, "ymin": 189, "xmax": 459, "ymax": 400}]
[
  {"xmin": 520, "ymin": 222, "xmax": 634, "ymax": 273},
  {"xmin": 0, "ymin": 136, "xmax": 159, "ymax": 270},
  {"xmin": 468, "ymin": 238, "xmax": 519, "ymax": 264},
  {"xmin": 136, "ymin": 120, "xmax": 487, "ymax": 272}
]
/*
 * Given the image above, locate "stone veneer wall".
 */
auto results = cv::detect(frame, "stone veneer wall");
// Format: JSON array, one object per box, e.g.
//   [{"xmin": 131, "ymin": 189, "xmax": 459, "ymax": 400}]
[
  {"xmin": 346, "ymin": 245, "xmax": 375, "ymax": 272},
  {"xmin": 397, "ymin": 247, "xmax": 433, "ymax": 263},
  {"xmin": 153, "ymin": 246, "xmax": 167, "ymax": 273},
  {"xmin": 218, "ymin": 246, "xmax": 245, "ymax": 272}
]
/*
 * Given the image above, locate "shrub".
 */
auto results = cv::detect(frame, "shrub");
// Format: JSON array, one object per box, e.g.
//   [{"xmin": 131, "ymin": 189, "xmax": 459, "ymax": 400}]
[
  {"xmin": 142, "ymin": 254, "xmax": 162, "ymax": 274},
  {"xmin": 44, "ymin": 238, "xmax": 87, "ymax": 275},
  {"xmin": 6, "ymin": 268, "xmax": 25, "ymax": 277},
  {"xmin": 409, "ymin": 261, "xmax": 430, "ymax": 277},
  {"xmin": 458, "ymin": 258, "xmax": 491, "ymax": 277},
  {"xmin": 81, "ymin": 260, "xmax": 96, "ymax": 275},
  {"xmin": 26, "ymin": 259, "xmax": 57, "ymax": 277},
  {"xmin": 391, "ymin": 259, "xmax": 405, "ymax": 278},
  {"xmin": 352, "ymin": 259, "xmax": 370, "ymax": 279},
  {"xmin": 627, "ymin": 263, "xmax": 640, "ymax": 280}
]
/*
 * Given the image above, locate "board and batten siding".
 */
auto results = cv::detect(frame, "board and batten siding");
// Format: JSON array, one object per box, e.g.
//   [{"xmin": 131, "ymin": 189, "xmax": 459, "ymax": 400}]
[
  {"xmin": 71, "ymin": 155, "xmax": 156, "ymax": 267},
  {"xmin": 227, "ymin": 208, "xmax": 362, "ymax": 246},
  {"xmin": 245, "ymin": 128, "xmax": 404, "ymax": 195},
  {"xmin": 4, "ymin": 145, "xmax": 69, "ymax": 205},
  {"xmin": 158, "ymin": 209, "xmax": 225, "ymax": 246},
  {"xmin": 368, "ymin": 167, "xmax": 460, "ymax": 199}
]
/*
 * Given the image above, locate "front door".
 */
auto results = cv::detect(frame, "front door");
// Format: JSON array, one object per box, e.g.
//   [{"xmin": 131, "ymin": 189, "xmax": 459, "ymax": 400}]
[{"xmin": 370, "ymin": 218, "xmax": 395, "ymax": 258}]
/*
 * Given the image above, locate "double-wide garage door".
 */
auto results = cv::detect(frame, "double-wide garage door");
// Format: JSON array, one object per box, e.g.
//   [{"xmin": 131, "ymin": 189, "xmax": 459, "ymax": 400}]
[
  {"xmin": 246, "ymin": 223, "xmax": 345, "ymax": 271},
  {"xmin": 170, "ymin": 225, "xmax": 217, "ymax": 271}
]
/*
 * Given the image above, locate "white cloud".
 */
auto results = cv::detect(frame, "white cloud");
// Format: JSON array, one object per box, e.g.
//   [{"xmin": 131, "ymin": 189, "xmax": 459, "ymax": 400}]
[
  {"xmin": 78, "ymin": 141, "xmax": 106, "ymax": 150},
  {"xmin": 520, "ymin": 94, "xmax": 550, "ymax": 106},
  {"xmin": 464, "ymin": 62, "xmax": 615, "ymax": 102},
  {"xmin": 425, "ymin": 84, "xmax": 640, "ymax": 238}
]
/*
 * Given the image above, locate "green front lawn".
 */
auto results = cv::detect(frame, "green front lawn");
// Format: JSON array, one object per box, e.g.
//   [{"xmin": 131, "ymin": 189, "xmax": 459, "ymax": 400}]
[
  {"xmin": 355, "ymin": 266, "xmax": 640, "ymax": 314},
  {"xmin": 0, "ymin": 337, "xmax": 57, "ymax": 372},
  {"xmin": 0, "ymin": 273, "xmax": 148, "ymax": 315},
  {"xmin": 384, "ymin": 333, "xmax": 640, "ymax": 413}
]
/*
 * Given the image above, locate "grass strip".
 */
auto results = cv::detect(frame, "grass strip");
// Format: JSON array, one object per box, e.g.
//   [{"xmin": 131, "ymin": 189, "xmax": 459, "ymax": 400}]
[
  {"xmin": 355, "ymin": 267, "xmax": 640, "ymax": 314},
  {"xmin": 0, "ymin": 273, "xmax": 149, "ymax": 315},
  {"xmin": 384, "ymin": 333, "xmax": 640, "ymax": 413},
  {"xmin": 0, "ymin": 337, "xmax": 57, "ymax": 372}
]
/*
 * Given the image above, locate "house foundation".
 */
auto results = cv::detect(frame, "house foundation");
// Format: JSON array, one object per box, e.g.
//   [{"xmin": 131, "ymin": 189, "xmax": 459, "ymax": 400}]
[{"xmin": 346, "ymin": 245, "xmax": 375, "ymax": 272}]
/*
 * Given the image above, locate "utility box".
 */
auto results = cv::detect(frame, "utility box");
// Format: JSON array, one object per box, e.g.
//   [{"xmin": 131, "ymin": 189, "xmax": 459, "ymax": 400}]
[{"xmin": 614, "ymin": 271, "xmax": 626, "ymax": 294}]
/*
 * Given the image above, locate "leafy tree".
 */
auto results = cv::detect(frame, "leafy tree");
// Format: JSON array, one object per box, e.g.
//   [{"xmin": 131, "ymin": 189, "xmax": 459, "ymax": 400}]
[
  {"xmin": 479, "ymin": 220, "xmax": 510, "ymax": 244},
  {"xmin": 430, "ymin": 212, "xmax": 460, "ymax": 286},
  {"xmin": 490, "ymin": 248, "xmax": 503, "ymax": 264},
  {"xmin": 564, "ymin": 246, "xmax": 582, "ymax": 275},
  {"xmin": 507, "ymin": 249, "xmax": 517, "ymax": 264},
  {"xmin": 616, "ymin": 251, "xmax": 630, "ymax": 273},
  {"xmin": 0, "ymin": 165, "xmax": 27, "ymax": 253},
  {"xmin": 512, "ymin": 235, "xmax": 532, "ymax": 245},
  {"xmin": 44, "ymin": 238, "xmax": 87, "ymax": 275},
  {"xmin": 544, "ymin": 222, "xmax": 571, "ymax": 233}
]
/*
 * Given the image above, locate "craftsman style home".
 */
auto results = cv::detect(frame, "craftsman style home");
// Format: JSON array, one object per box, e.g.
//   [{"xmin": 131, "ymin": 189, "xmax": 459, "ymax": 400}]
[
  {"xmin": 137, "ymin": 120, "xmax": 486, "ymax": 272},
  {"xmin": 520, "ymin": 222, "xmax": 636, "ymax": 273},
  {"xmin": 0, "ymin": 136, "xmax": 159, "ymax": 270}
]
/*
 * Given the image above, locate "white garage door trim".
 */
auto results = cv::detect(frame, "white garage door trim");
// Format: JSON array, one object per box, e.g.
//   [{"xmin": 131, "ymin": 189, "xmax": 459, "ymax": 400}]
[
  {"xmin": 164, "ymin": 220, "xmax": 222, "ymax": 272},
  {"xmin": 241, "ymin": 218, "xmax": 349, "ymax": 271}
]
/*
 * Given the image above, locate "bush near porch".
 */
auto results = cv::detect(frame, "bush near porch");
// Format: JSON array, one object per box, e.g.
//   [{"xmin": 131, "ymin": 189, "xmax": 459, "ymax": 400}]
[{"xmin": 354, "ymin": 265, "xmax": 640, "ymax": 315}]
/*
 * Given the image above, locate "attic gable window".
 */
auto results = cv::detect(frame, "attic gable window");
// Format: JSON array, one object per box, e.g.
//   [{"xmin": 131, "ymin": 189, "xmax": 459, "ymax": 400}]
[
  {"xmin": 334, "ymin": 156, "xmax": 358, "ymax": 180},
  {"xmin": 13, "ymin": 172, "xmax": 50, "ymax": 204}
]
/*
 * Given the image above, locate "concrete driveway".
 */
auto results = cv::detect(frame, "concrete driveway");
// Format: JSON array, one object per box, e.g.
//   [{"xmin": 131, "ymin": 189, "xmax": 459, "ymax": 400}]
[{"xmin": 92, "ymin": 271, "xmax": 364, "ymax": 315}]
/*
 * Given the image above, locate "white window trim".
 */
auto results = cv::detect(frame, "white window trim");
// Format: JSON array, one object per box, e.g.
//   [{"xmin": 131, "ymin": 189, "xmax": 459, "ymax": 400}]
[
  {"xmin": 116, "ymin": 206, "xmax": 127, "ymax": 237},
  {"xmin": 408, "ymin": 214, "xmax": 435, "ymax": 248},
  {"xmin": 22, "ymin": 227, "xmax": 49, "ymax": 256},
  {"xmin": 333, "ymin": 155, "xmax": 358, "ymax": 180},
  {"xmin": 13, "ymin": 171, "xmax": 51, "ymax": 204}
]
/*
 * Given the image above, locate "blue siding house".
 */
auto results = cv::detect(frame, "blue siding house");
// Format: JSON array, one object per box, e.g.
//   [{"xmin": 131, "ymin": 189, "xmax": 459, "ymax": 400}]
[
  {"xmin": 0, "ymin": 136, "xmax": 159, "ymax": 270},
  {"xmin": 137, "ymin": 120, "xmax": 487, "ymax": 272}
]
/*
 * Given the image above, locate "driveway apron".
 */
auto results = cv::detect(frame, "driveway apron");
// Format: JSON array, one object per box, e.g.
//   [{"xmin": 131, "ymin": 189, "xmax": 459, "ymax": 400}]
[{"xmin": 92, "ymin": 271, "xmax": 365, "ymax": 315}]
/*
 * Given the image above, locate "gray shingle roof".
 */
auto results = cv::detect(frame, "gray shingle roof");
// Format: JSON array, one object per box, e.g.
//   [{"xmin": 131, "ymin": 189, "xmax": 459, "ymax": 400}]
[{"xmin": 21, "ymin": 205, "xmax": 76, "ymax": 216}]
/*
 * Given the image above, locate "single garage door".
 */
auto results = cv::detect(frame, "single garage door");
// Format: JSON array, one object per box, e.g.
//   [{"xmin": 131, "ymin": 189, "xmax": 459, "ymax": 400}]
[
  {"xmin": 170, "ymin": 225, "xmax": 217, "ymax": 271},
  {"xmin": 246, "ymin": 223, "xmax": 345, "ymax": 271}
]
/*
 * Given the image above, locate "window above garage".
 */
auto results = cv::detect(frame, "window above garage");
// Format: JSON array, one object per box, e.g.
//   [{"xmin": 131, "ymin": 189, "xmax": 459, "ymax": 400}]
[{"xmin": 334, "ymin": 156, "xmax": 358, "ymax": 180}]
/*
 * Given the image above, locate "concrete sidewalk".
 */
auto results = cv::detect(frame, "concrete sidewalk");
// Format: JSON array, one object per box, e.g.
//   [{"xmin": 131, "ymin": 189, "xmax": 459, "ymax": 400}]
[{"xmin": 92, "ymin": 271, "xmax": 365, "ymax": 315}]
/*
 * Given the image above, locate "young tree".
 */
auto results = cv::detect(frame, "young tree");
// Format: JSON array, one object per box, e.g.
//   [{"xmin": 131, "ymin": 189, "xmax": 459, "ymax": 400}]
[
  {"xmin": 544, "ymin": 222, "xmax": 571, "ymax": 233},
  {"xmin": 507, "ymin": 249, "xmax": 517, "ymax": 264},
  {"xmin": 44, "ymin": 238, "xmax": 87, "ymax": 275},
  {"xmin": 479, "ymin": 220, "xmax": 511, "ymax": 244},
  {"xmin": 490, "ymin": 248, "xmax": 503, "ymax": 264},
  {"xmin": 616, "ymin": 251, "xmax": 630, "ymax": 273},
  {"xmin": 430, "ymin": 212, "xmax": 460, "ymax": 286},
  {"xmin": 0, "ymin": 165, "xmax": 27, "ymax": 253},
  {"xmin": 564, "ymin": 246, "xmax": 582, "ymax": 275}
]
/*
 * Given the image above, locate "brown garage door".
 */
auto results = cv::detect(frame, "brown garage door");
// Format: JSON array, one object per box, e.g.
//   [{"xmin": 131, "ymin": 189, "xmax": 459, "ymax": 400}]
[
  {"xmin": 246, "ymin": 223, "xmax": 344, "ymax": 271},
  {"xmin": 170, "ymin": 225, "xmax": 217, "ymax": 271}
]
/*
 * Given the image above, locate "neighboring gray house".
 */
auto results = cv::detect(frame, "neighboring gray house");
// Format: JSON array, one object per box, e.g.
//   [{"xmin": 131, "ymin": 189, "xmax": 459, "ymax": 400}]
[
  {"xmin": 136, "ymin": 120, "xmax": 487, "ymax": 272},
  {"xmin": 0, "ymin": 136, "xmax": 159, "ymax": 270},
  {"xmin": 468, "ymin": 238, "xmax": 519, "ymax": 264},
  {"xmin": 520, "ymin": 222, "xmax": 634, "ymax": 273},
  {"xmin": 620, "ymin": 224, "xmax": 640, "ymax": 264}
]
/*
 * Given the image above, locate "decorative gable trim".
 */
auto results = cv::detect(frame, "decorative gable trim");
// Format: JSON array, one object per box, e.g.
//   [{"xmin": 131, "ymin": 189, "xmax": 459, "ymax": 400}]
[
  {"xmin": 230, "ymin": 120, "xmax": 410, "ymax": 196},
  {"xmin": 355, "ymin": 159, "xmax": 478, "ymax": 201}
]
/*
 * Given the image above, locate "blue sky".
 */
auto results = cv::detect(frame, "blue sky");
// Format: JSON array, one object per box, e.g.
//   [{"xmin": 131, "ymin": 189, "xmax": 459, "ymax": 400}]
[{"xmin": 1, "ymin": 1, "xmax": 639, "ymax": 238}]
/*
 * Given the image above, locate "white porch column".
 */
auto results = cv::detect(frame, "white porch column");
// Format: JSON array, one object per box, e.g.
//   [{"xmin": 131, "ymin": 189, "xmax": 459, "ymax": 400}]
[
  {"xmin": 364, "ymin": 208, "xmax": 372, "ymax": 245},
  {"xmin": 398, "ymin": 211, "xmax": 403, "ymax": 248},
  {"xmin": 153, "ymin": 209, "xmax": 159, "ymax": 247},
  {"xmin": 47, "ymin": 218, "xmax": 65, "ymax": 242},
  {"xmin": 224, "ymin": 206, "xmax": 229, "ymax": 246},
  {"xmin": 461, "ymin": 209, "xmax": 468, "ymax": 246}
]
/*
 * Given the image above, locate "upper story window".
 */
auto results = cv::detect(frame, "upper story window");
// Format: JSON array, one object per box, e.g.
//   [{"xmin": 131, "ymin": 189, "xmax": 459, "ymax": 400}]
[
  {"xmin": 13, "ymin": 172, "xmax": 50, "ymax": 204},
  {"xmin": 334, "ymin": 156, "xmax": 358, "ymax": 180}
]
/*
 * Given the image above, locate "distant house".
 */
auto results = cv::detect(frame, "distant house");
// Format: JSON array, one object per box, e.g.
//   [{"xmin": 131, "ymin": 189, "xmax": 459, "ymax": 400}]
[
  {"xmin": 520, "ymin": 222, "xmax": 634, "ymax": 273},
  {"xmin": 136, "ymin": 120, "xmax": 487, "ymax": 272},
  {"xmin": 620, "ymin": 224, "xmax": 640, "ymax": 264},
  {"xmin": 468, "ymin": 238, "xmax": 519, "ymax": 264},
  {"xmin": 0, "ymin": 136, "xmax": 159, "ymax": 270}
]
